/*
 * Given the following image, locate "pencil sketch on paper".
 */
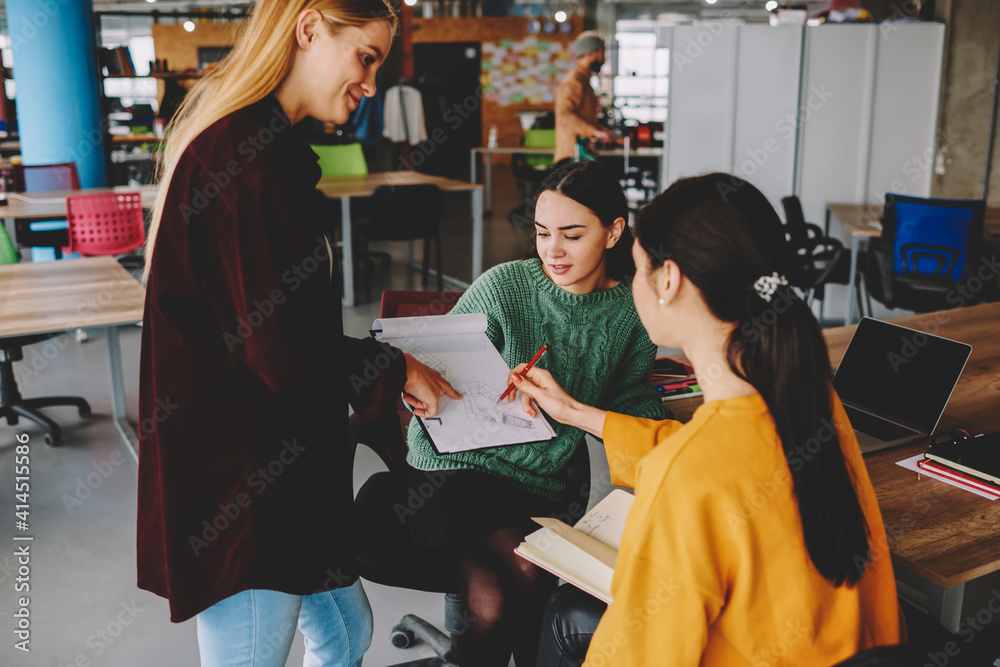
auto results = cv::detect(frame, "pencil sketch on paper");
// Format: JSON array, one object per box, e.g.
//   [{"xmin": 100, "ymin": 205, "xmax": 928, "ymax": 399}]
[
  {"xmin": 453, "ymin": 381, "xmax": 538, "ymax": 430},
  {"xmin": 409, "ymin": 348, "xmax": 448, "ymax": 376}
]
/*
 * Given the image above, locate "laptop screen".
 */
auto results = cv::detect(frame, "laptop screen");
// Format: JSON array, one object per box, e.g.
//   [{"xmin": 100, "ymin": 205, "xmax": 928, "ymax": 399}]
[{"xmin": 832, "ymin": 318, "xmax": 972, "ymax": 434}]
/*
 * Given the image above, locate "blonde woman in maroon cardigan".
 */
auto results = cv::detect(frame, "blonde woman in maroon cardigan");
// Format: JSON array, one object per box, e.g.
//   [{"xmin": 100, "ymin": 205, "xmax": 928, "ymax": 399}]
[{"xmin": 137, "ymin": 1, "xmax": 458, "ymax": 665}]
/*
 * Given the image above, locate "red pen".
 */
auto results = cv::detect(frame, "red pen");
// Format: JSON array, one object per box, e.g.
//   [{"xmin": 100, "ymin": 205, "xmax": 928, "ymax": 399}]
[{"xmin": 497, "ymin": 344, "xmax": 548, "ymax": 404}]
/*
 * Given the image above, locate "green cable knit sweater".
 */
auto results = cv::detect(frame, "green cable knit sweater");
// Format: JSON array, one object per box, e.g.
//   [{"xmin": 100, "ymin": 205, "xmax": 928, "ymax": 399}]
[{"xmin": 406, "ymin": 258, "xmax": 669, "ymax": 500}]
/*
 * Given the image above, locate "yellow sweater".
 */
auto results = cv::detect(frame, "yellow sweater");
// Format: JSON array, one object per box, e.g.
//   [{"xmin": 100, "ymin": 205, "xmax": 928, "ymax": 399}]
[{"xmin": 585, "ymin": 393, "xmax": 901, "ymax": 667}]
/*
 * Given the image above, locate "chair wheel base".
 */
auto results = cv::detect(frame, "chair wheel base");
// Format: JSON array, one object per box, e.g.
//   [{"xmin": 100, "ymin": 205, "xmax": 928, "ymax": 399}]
[{"xmin": 391, "ymin": 626, "xmax": 415, "ymax": 648}]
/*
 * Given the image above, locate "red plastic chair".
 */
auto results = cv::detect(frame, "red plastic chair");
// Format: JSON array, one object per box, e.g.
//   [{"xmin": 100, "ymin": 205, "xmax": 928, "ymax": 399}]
[
  {"xmin": 380, "ymin": 289, "xmax": 463, "ymax": 319},
  {"xmin": 65, "ymin": 192, "xmax": 145, "ymax": 256}
]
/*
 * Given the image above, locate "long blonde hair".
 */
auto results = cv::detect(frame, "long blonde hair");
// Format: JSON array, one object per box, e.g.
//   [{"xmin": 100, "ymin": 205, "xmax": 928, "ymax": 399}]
[{"xmin": 144, "ymin": 0, "xmax": 398, "ymax": 282}]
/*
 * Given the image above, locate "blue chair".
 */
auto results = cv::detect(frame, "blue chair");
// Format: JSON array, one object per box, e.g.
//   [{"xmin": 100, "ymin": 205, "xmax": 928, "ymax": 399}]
[{"xmin": 865, "ymin": 194, "xmax": 989, "ymax": 313}]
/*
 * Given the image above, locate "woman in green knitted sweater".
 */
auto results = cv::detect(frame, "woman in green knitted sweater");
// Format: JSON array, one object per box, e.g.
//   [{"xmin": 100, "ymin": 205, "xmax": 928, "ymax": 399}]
[{"xmin": 405, "ymin": 161, "xmax": 668, "ymax": 666}]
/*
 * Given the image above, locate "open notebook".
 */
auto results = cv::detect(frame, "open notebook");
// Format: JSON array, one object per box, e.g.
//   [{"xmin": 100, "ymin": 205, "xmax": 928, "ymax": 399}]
[
  {"xmin": 372, "ymin": 313, "xmax": 555, "ymax": 454},
  {"xmin": 514, "ymin": 489, "xmax": 635, "ymax": 604}
]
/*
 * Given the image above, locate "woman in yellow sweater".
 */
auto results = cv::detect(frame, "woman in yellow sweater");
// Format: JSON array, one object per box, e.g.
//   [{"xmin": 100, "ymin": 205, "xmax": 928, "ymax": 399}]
[{"xmin": 508, "ymin": 173, "xmax": 904, "ymax": 666}]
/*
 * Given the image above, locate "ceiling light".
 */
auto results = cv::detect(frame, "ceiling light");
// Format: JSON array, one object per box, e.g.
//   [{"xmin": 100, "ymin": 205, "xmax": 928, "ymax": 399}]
[
  {"xmin": 183, "ymin": 20, "xmax": 195, "ymax": 32},
  {"xmin": 765, "ymin": 0, "xmax": 778, "ymax": 9},
  {"xmin": 705, "ymin": 0, "xmax": 718, "ymax": 4},
  {"xmin": 403, "ymin": 0, "xmax": 418, "ymax": 6}
]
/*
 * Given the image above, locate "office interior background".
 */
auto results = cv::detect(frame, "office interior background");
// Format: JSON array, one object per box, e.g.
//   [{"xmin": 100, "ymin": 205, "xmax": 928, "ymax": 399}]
[{"xmin": 1, "ymin": 0, "xmax": 999, "ymax": 665}]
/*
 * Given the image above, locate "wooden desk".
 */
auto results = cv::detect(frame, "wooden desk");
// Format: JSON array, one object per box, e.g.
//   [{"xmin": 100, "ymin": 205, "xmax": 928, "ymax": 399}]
[
  {"xmin": 3, "ymin": 186, "xmax": 159, "ymax": 221},
  {"xmin": 0, "ymin": 257, "xmax": 146, "ymax": 458},
  {"xmin": 470, "ymin": 145, "xmax": 664, "ymax": 214},
  {"xmin": 667, "ymin": 301, "xmax": 1000, "ymax": 632},
  {"xmin": 316, "ymin": 172, "xmax": 484, "ymax": 307},
  {"xmin": 825, "ymin": 203, "xmax": 1000, "ymax": 326},
  {"xmin": 4, "ymin": 176, "xmax": 484, "ymax": 310}
]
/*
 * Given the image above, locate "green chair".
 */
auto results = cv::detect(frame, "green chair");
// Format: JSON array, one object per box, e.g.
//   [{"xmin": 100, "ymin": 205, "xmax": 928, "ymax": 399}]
[
  {"xmin": 511, "ymin": 129, "xmax": 555, "ymax": 200},
  {"xmin": 310, "ymin": 143, "xmax": 381, "ymax": 301},
  {"xmin": 510, "ymin": 129, "xmax": 557, "ymax": 229},
  {"xmin": 0, "ymin": 223, "xmax": 18, "ymax": 266},
  {"xmin": 523, "ymin": 128, "xmax": 556, "ymax": 169},
  {"xmin": 311, "ymin": 143, "xmax": 369, "ymax": 177}
]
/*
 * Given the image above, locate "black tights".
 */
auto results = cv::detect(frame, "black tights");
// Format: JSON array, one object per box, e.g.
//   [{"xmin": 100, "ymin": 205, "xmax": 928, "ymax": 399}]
[{"xmin": 454, "ymin": 524, "xmax": 558, "ymax": 667}]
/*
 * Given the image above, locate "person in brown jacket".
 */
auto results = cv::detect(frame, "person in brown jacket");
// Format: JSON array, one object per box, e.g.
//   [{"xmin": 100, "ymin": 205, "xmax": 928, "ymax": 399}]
[{"xmin": 554, "ymin": 31, "xmax": 615, "ymax": 165}]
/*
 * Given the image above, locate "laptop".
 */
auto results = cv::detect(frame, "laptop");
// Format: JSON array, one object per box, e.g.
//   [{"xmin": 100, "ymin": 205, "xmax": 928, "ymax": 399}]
[{"xmin": 832, "ymin": 317, "xmax": 972, "ymax": 454}]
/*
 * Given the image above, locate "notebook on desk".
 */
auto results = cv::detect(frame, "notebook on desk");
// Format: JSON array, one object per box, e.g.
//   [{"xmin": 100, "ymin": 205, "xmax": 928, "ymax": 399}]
[{"xmin": 832, "ymin": 317, "xmax": 972, "ymax": 454}]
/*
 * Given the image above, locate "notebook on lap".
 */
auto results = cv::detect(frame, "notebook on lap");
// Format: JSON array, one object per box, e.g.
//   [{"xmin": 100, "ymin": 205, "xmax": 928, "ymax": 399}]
[{"xmin": 832, "ymin": 317, "xmax": 972, "ymax": 454}]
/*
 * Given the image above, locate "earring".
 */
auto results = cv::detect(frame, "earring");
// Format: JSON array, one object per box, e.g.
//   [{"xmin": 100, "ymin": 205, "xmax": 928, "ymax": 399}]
[{"xmin": 658, "ymin": 298, "xmax": 665, "ymax": 305}]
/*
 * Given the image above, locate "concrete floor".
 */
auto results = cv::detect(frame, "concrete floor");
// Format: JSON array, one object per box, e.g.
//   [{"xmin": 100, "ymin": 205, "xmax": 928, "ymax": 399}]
[{"xmin": 0, "ymin": 165, "xmax": 976, "ymax": 667}]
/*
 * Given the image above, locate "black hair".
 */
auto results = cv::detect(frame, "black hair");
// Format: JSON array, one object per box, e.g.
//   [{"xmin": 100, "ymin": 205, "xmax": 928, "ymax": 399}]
[
  {"xmin": 635, "ymin": 173, "xmax": 870, "ymax": 587},
  {"xmin": 523, "ymin": 160, "xmax": 635, "ymax": 282}
]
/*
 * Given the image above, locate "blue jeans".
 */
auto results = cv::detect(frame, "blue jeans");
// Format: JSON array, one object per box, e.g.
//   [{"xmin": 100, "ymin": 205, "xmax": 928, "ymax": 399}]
[{"xmin": 196, "ymin": 581, "xmax": 373, "ymax": 667}]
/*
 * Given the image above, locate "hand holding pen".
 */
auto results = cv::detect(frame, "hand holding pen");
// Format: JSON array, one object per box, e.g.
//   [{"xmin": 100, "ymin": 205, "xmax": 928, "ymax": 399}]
[{"xmin": 497, "ymin": 344, "xmax": 548, "ymax": 404}]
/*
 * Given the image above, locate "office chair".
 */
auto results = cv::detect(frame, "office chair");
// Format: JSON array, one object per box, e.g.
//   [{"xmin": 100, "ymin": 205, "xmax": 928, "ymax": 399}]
[
  {"xmin": 311, "ymin": 142, "xmax": 369, "ymax": 177},
  {"xmin": 311, "ymin": 142, "xmax": 388, "ymax": 288},
  {"xmin": 511, "ymin": 129, "xmax": 556, "ymax": 202},
  {"xmin": 65, "ymin": 192, "xmax": 146, "ymax": 274},
  {"xmin": 832, "ymin": 644, "xmax": 924, "ymax": 666},
  {"xmin": 356, "ymin": 184, "xmax": 444, "ymax": 302},
  {"xmin": 782, "ymin": 195, "xmax": 870, "ymax": 322},
  {"xmin": 353, "ymin": 290, "xmax": 592, "ymax": 666},
  {"xmin": 0, "ymin": 251, "xmax": 91, "ymax": 447},
  {"xmin": 865, "ymin": 194, "xmax": 989, "ymax": 313},
  {"xmin": 11, "ymin": 162, "xmax": 80, "ymax": 260}
]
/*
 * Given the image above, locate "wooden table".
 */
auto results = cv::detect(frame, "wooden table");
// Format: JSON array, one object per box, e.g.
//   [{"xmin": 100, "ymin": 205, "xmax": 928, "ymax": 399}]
[
  {"xmin": 666, "ymin": 301, "xmax": 1000, "ymax": 632},
  {"xmin": 470, "ymin": 145, "xmax": 664, "ymax": 214},
  {"xmin": 3, "ymin": 186, "xmax": 159, "ymax": 221},
  {"xmin": 824, "ymin": 203, "xmax": 1000, "ymax": 326},
  {"xmin": 316, "ymin": 172, "xmax": 484, "ymax": 307},
  {"xmin": 4, "ymin": 175, "xmax": 484, "ymax": 308},
  {"xmin": 0, "ymin": 257, "xmax": 146, "ymax": 459}
]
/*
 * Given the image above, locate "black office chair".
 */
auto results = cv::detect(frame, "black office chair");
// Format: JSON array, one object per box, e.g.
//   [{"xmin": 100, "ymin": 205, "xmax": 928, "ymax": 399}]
[
  {"xmin": 353, "ymin": 290, "xmax": 591, "ymax": 666},
  {"xmin": 355, "ymin": 446, "xmax": 591, "ymax": 667},
  {"xmin": 832, "ymin": 644, "xmax": 924, "ymax": 666},
  {"xmin": 1, "ymin": 334, "xmax": 91, "ymax": 446},
  {"xmin": 355, "ymin": 184, "xmax": 444, "ymax": 303},
  {"xmin": 865, "ymin": 193, "xmax": 990, "ymax": 313},
  {"xmin": 782, "ymin": 195, "xmax": 870, "ymax": 322}
]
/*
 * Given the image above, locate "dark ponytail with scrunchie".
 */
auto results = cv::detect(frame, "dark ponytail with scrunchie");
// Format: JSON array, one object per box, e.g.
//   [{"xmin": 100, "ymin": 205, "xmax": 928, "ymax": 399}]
[{"xmin": 635, "ymin": 173, "xmax": 870, "ymax": 587}]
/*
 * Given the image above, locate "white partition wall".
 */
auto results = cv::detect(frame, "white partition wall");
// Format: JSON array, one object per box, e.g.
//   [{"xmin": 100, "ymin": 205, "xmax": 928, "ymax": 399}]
[
  {"xmin": 866, "ymin": 22, "xmax": 946, "ymax": 203},
  {"xmin": 794, "ymin": 25, "xmax": 878, "ymax": 236},
  {"xmin": 663, "ymin": 22, "xmax": 740, "ymax": 186},
  {"xmin": 732, "ymin": 25, "xmax": 803, "ymax": 212},
  {"xmin": 657, "ymin": 22, "xmax": 944, "ymax": 227}
]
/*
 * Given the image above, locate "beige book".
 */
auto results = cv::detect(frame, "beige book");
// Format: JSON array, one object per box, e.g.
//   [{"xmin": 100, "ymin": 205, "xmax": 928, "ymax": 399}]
[{"xmin": 514, "ymin": 489, "xmax": 634, "ymax": 604}]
